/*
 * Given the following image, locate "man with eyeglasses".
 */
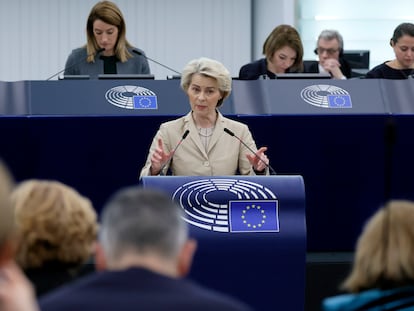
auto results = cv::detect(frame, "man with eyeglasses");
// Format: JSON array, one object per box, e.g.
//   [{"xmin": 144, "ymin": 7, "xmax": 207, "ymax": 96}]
[{"xmin": 305, "ymin": 29, "xmax": 352, "ymax": 79}]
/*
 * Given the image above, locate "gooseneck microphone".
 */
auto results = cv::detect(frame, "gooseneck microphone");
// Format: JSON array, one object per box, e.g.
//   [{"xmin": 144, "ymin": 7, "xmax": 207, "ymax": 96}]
[
  {"xmin": 133, "ymin": 49, "xmax": 181, "ymax": 76},
  {"xmin": 159, "ymin": 129, "xmax": 190, "ymax": 175},
  {"xmin": 224, "ymin": 127, "xmax": 276, "ymax": 175},
  {"xmin": 46, "ymin": 47, "xmax": 105, "ymax": 81}
]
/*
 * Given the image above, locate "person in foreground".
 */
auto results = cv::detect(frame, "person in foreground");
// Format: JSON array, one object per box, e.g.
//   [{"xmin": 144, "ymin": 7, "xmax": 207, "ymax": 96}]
[
  {"xmin": 139, "ymin": 57, "xmax": 270, "ymax": 177},
  {"xmin": 0, "ymin": 160, "xmax": 39, "ymax": 311},
  {"xmin": 322, "ymin": 200, "xmax": 414, "ymax": 310},
  {"xmin": 63, "ymin": 0, "xmax": 150, "ymax": 77},
  {"xmin": 39, "ymin": 187, "xmax": 252, "ymax": 311},
  {"xmin": 365, "ymin": 22, "xmax": 414, "ymax": 79},
  {"xmin": 238, "ymin": 24, "xmax": 304, "ymax": 79},
  {"xmin": 304, "ymin": 29, "xmax": 352, "ymax": 79},
  {"xmin": 11, "ymin": 179, "xmax": 98, "ymax": 297}
]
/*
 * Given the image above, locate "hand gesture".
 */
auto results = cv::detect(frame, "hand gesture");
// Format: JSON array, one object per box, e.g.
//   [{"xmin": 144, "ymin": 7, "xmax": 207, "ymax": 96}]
[
  {"xmin": 150, "ymin": 138, "xmax": 173, "ymax": 175},
  {"xmin": 246, "ymin": 146, "xmax": 268, "ymax": 173}
]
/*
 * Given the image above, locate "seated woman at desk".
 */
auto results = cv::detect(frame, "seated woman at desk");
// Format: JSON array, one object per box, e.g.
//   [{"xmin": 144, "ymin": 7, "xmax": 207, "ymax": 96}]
[
  {"xmin": 238, "ymin": 24, "xmax": 304, "ymax": 79},
  {"xmin": 64, "ymin": 1, "xmax": 150, "ymax": 78},
  {"xmin": 366, "ymin": 22, "xmax": 414, "ymax": 79},
  {"xmin": 139, "ymin": 57, "xmax": 271, "ymax": 177}
]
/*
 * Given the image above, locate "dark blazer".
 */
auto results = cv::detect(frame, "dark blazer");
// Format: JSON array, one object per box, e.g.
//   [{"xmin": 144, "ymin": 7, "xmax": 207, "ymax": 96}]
[
  {"xmin": 25, "ymin": 261, "xmax": 95, "ymax": 297},
  {"xmin": 238, "ymin": 58, "xmax": 274, "ymax": 80},
  {"xmin": 39, "ymin": 267, "xmax": 252, "ymax": 311},
  {"xmin": 63, "ymin": 47, "xmax": 150, "ymax": 78},
  {"xmin": 304, "ymin": 59, "xmax": 352, "ymax": 79}
]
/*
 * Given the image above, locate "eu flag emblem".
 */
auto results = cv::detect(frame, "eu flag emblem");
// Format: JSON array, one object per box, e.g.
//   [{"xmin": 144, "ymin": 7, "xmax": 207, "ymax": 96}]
[
  {"xmin": 133, "ymin": 95, "xmax": 158, "ymax": 109},
  {"xmin": 327, "ymin": 95, "xmax": 352, "ymax": 108},
  {"xmin": 229, "ymin": 200, "xmax": 279, "ymax": 233}
]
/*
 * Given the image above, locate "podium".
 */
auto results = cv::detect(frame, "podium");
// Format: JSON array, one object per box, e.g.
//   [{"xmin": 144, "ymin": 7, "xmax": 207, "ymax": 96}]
[{"xmin": 141, "ymin": 175, "xmax": 306, "ymax": 311}]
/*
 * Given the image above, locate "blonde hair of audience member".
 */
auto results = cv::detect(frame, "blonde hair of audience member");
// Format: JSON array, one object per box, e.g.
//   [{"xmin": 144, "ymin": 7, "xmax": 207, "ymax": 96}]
[
  {"xmin": 11, "ymin": 180, "xmax": 98, "ymax": 269},
  {"xmin": 341, "ymin": 200, "xmax": 414, "ymax": 292},
  {"xmin": 85, "ymin": 0, "xmax": 133, "ymax": 63},
  {"xmin": 262, "ymin": 24, "xmax": 304, "ymax": 73},
  {"xmin": 0, "ymin": 160, "xmax": 15, "ymax": 265},
  {"xmin": 0, "ymin": 161, "xmax": 40, "ymax": 311},
  {"xmin": 180, "ymin": 57, "xmax": 232, "ymax": 108}
]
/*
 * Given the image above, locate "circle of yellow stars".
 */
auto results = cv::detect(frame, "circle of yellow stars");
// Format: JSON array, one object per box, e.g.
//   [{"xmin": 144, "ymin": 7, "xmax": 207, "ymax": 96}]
[{"xmin": 241, "ymin": 204, "xmax": 266, "ymax": 229}]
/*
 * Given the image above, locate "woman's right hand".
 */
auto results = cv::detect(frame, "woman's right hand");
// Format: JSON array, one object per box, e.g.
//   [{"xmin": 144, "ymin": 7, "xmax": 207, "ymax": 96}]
[{"xmin": 150, "ymin": 138, "xmax": 173, "ymax": 175}]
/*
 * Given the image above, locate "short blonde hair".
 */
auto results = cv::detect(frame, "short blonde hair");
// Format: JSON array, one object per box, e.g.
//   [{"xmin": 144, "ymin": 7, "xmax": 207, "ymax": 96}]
[
  {"xmin": 180, "ymin": 57, "xmax": 232, "ymax": 108},
  {"xmin": 11, "ymin": 180, "xmax": 98, "ymax": 269},
  {"xmin": 342, "ymin": 200, "xmax": 414, "ymax": 292}
]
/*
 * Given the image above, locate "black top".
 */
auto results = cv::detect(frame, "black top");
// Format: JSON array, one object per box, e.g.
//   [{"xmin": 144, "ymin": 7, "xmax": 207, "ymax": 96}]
[
  {"xmin": 238, "ymin": 58, "xmax": 300, "ymax": 80},
  {"xmin": 25, "ymin": 261, "xmax": 94, "ymax": 297},
  {"xmin": 100, "ymin": 55, "xmax": 118, "ymax": 74},
  {"xmin": 365, "ymin": 62, "xmax": 414, "ymax": 79}
]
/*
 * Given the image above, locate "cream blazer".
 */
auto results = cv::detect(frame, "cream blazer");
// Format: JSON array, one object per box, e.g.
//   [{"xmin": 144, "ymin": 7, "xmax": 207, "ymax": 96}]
[{"xmin": 139, "ymin": 111, "xmax": 266, "ymax": 177}]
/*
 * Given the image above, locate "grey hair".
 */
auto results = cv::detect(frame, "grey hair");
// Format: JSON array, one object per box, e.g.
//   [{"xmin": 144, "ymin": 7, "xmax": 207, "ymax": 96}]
[
  {"xmin": 99, "ymin": 187, "xmax": 188, "ymax": 263},
  {"xmin": 180, "ymin": 57, "xmax": 232, "ymax": 108},
  {"xmin": 317, "ymin": 29, "xmax": 344, "ymax": 52}
]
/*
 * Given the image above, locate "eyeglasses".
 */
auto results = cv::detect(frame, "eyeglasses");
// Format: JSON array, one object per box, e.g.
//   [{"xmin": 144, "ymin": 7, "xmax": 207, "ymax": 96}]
[{"xmin": 314, "ymin": 47, "xmax": 340, "ymax": 55}]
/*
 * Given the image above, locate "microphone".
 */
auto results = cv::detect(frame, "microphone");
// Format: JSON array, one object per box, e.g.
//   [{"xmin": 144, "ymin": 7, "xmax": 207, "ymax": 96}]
[
  {"xmin": 224, "ymin": 127, "xmax": 276, "ymax": 175},
  {"xmin": 46, "ymin": 48, "xmax": 105, "ymax": 81},
  {"xmin": 159, "ymin": 129, "xmax": 190, "ymax": 175},
  {"xmin": 132, "ymin": 49, "xmax": 181, "ymax": 76}
]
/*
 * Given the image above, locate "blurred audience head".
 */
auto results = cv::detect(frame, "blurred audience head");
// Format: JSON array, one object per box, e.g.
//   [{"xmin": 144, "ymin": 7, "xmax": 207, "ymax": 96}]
[
  {"xmin": 97, "ymin": 187, "xmax": 196, "ymax": 278},
  {"xmin": 11, "ymin": 180, "xmax": 98, "ymax": 270},
  {"xmin": 0, "ymin": 159, "xmax": 15, "ymax": 265},
  {"xmin": 180, "ymin": 57, "xmax": 232, "ymax": 108},
  {"xmin": 342, "ymin": 200, "xmax": 414, "ymax": 292}
]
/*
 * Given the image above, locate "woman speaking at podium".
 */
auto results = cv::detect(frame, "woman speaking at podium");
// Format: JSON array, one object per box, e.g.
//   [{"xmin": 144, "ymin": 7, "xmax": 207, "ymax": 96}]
[
  {"xmin": 63, "ymin": 1, "xmax": 150, "ymax": 77},
  {"xmin": 139, "ymin": 57, "xmax": 271, "ymax": 178}
]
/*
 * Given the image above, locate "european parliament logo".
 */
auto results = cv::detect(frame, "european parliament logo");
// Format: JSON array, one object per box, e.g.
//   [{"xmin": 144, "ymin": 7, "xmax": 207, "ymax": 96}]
[
  {"xmin": 171, "ymin": 178, "xmax": 279, "ymax": 233},
  {"xmin": 327, "ymin": 94, "xmax": 352, "ymax": 108},
  {"xmin": 133, "ymin": 95, "xmax": 157, "ymax": 109},
  {"xmin": 105, "ymin": 85, "xmax": 158, "ymax": 109},
  {"xmin": 300, "ymin": 84, "xmax": 352, "ymax": 109},
  {"xmin": 229, "ymin": 200, "xmax": 279, "ymax": 232}
]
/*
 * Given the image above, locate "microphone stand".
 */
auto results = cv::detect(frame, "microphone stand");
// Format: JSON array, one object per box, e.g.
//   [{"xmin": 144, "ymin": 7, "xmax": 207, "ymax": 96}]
[
  {"xmin": 46, "ymin": 48, "xmax": 105, "ymax": 81},
  {"xmin": 132, "ymin": 50, "xmax": 181, "ymax": 76},
  {"xmin": 224, "ymin": 128, "xmax": 277, "ymax": 175}
]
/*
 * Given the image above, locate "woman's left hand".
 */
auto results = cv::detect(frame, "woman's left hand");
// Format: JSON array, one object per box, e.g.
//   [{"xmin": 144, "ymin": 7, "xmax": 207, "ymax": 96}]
[{"xmin": 246, "ymin": 146, "xmax": 268, "ymax": 172}]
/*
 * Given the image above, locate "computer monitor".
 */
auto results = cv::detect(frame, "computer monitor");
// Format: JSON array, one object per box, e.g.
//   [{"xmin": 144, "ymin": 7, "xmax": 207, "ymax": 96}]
[
  {"xmin": 275, "ymin": 73, "xmax": 331, "ymax": 79},
  {"xmin": 98, "ymin": 74, "xmax": 155, "ymax": 80},
  {"xmin": 342, "ymin": 50, "xmax": 370, "ymax": 69}
]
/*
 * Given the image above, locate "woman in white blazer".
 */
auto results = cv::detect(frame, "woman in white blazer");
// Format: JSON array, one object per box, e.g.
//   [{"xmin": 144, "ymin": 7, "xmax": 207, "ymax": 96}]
[{"xmin": 139, "ymin": 57, "xmax": 271, "ymax": 178}]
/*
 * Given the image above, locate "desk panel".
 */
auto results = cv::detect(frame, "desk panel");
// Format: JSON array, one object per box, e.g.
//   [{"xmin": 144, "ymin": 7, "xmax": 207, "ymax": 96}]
[
  {"xmin": 0, "ymin": 114, "xmax": 402, "ymax": 252},
  {"xmin": 1, "ymin": 79, "xmax": 414, "ymax": 253},
  {"xmin": 232, "ymin": 79, "xmax": 387, "ymax": 115}
]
